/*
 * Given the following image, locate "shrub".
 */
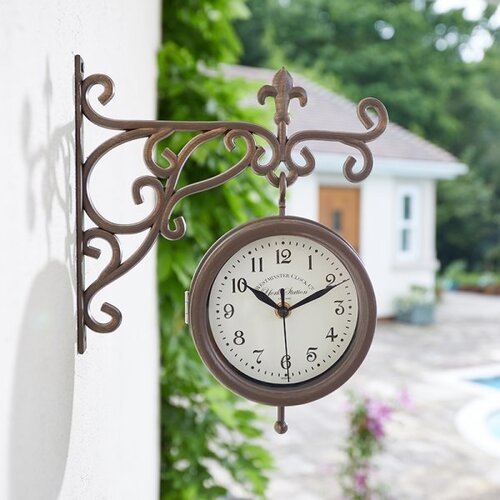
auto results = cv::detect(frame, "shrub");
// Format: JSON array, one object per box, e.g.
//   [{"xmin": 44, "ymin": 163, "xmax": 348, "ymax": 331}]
[{"xmin": 158, "ymin": 1, "xmax": 275, "ymax": 497}]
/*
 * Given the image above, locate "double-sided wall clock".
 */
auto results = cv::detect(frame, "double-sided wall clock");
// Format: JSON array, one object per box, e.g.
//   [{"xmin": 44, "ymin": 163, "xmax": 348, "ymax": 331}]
[
  {"xmin": 75, "ymin": 56, "xmax": 388, "ymax": 432},
  {"xmin": 187, "ymin": 215, "xmax": 376, "ymax": 432}
]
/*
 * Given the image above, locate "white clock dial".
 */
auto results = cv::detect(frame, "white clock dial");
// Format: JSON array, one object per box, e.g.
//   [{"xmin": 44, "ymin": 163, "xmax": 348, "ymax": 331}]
[{"xmin": 207, "ymin": 234, "xmax": 359, "ymax": 385}]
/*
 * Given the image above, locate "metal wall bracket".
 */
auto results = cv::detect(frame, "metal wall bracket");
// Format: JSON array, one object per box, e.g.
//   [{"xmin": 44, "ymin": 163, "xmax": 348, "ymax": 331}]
[{"xmin": 74, "ymin": 54, "xmax": 388, "ymax": 354}]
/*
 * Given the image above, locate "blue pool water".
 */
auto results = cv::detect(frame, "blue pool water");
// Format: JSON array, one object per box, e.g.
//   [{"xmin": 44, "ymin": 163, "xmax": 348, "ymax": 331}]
[
  {"xmin": 487, "ymin": 412, "xmax": 500, "ymax": 438},
  {"xmin": 473, "ymin": 376, "xmax": 500, "ymax": 391},
  {"xmin": 473, "ymin": 376, "xmax": 500, "ymax": 439}
]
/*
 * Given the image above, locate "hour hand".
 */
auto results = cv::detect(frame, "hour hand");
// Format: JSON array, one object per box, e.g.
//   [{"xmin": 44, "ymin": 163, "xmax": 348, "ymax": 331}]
[{"xmin": 246, "ymin": 284, "xmax": 279, "ymax": 310}]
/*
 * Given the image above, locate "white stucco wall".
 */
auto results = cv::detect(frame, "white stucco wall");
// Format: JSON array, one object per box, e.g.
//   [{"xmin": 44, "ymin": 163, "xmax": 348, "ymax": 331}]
[
  {"xmin": 361, "ymin": 176, "xmax": 437, "ymax": 316},
  {"xmin": 288, "ymin": 171, "xmax": 438, "ymax": 317},
  {"xmin": 0, "ymin": 1, "xmax": 160, "ymax": 499},
  {"xmin": 287, "ymin": 174, "xmax": 319, "ymax": 220}
]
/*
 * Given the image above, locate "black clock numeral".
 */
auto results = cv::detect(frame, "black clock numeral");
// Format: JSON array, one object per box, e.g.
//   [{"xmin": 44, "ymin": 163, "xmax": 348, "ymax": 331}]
[
  {"xmin": 280, "ymin": 354, "xmax": 291, "ymax": 369},
  {"xmin": 276, "ymin": 248, "xmax": 292, "ymax": 264},
  {"xmin": 308, "ymin": 255, "xmax": 313, "ymax": 270},
  {"xmin": 233, "ymin": 330, "xmax": 245, "ymax": 345},
  {"xmin": 231, "ymin": 278, "xmax": 247, "ymax": 293},
  {"xmin": 223, "ymin": 304, "xmax": 234, "ymax": 319},
  {"xmin": 253, "ymin": 349, "xmax": 264, "ymax": 364},
  {"xmin": 306, "ymin": 347, "xmax": 318, "ymax": 362},
  {"xmin": 326, "ymin": 273, "xmax": 336, "ymax": 285},
  {"xmin": 326, "ymin": 327, "xmax": 338, "ymax": 342},
  {"xmin": 251, "ymin": 256, "xmax": 263, "ymax": 273},
  {"xmin": 334, "ymin": 300, "xmax": 345, "ymax": 315}
]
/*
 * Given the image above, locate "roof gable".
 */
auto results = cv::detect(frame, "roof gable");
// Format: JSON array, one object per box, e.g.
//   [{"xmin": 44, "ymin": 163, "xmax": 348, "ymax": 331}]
[{"xmin": 222, "ymin": 64, "xmax": 458, "ymax": 164}]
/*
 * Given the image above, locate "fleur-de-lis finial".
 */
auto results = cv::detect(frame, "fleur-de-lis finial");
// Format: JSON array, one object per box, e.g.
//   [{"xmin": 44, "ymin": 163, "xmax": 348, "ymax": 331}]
[{"xmin": 257, "ymin": 67, "xmax": 308, "ymax": 127}]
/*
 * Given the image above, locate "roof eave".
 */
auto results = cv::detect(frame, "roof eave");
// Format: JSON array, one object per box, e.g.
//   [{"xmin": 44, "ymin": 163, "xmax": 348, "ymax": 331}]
[{"xmin": 312, "ymin": 152, "xmax": 468, "ymax": 180}]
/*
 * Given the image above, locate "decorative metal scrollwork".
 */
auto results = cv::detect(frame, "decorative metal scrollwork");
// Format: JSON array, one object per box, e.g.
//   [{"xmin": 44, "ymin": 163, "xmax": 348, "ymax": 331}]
[{"xmin": 75, "ymin": 55, "xmax": 388, "ymax": 353}]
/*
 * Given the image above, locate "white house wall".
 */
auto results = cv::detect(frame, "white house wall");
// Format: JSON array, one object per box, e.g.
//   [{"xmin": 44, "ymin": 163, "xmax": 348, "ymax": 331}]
[
  {"xmin": 362, "ymin": 176, "xmax": 438, "ymax": 316},
  {"xmin": 287, "ymin": 174, "xmax": 319, "ymax": 220},
  {"xmin": 289, "ymin": 172, "xmax": 438, "ymax": 317},
  {"xmin": 0, "ymin": 2, "xmax": 160, "ymax": 499}
]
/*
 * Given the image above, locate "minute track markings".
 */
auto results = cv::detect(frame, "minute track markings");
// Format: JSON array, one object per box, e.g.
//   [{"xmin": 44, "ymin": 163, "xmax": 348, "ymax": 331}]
[{"xmin": 206, "ymin": 233, "xmax": 360, "ymax": 386}]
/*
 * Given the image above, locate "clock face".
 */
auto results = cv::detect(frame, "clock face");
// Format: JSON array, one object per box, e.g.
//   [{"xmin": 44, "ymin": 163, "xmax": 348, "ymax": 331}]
[
  {"xmin": 189, "ymin": 216, "xmax": 376, "ymax": 407},
  {"xmin": 207, "ymin": 234, "xmax": 359, "ymax": 385}
]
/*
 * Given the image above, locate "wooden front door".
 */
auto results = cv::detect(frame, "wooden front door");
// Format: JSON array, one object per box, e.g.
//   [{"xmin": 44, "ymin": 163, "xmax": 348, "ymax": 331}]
[{"xmin": 319, "ymin": 186, "xmax": 360, "ymax": 250}]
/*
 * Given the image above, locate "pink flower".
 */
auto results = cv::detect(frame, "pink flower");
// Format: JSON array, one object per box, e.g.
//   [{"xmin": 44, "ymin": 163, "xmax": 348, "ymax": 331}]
[
  {"xmin": 354, "ymin": 470, "xmax": 367, "ymax": 492},
  {"xmin": 367, "ymin": 416, "xmax": 385, "ymax": 439},
  {"xmin": 366, "ymin": 398, "xmax": 393, "ymax": 439},
  {"xmin": 366, "ymin": 399, "xmax": 393, "ymax": 423}
]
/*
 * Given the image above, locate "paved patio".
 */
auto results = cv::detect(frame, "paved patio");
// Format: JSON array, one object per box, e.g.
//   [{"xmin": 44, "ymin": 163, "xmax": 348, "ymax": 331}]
[{"xmin": 263, "ymin": 291, "xmax": 500, "ymax": 500}]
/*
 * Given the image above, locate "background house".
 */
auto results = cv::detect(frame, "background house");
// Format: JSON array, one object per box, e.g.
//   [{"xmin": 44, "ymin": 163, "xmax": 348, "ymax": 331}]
[{"xmin": 223, "ymin": 65, "xmax": 467, "ymax": 316}]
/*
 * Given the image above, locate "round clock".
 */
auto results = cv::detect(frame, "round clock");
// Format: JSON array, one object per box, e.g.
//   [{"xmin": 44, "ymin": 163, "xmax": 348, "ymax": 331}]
[{"xmin": 188, "ymin": 215, "xmax": 376, "ymax": 410}]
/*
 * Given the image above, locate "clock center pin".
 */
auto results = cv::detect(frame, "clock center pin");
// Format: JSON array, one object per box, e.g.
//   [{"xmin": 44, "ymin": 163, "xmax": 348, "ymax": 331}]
[{"xmin": 276, "ymin": 302, "xmax": 291, "ymax": 319}]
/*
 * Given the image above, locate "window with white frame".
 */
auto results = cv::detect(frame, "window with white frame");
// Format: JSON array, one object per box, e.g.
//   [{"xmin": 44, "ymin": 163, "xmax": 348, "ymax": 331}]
[{"xmin": 396, "ymin": 185, "xmax": 420, "ymax": 261}]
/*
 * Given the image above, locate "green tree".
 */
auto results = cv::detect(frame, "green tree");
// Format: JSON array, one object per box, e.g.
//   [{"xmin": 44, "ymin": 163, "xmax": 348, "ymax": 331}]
[
  {"xmin": 235, "ymin": 0, "xmax": 500, "ymax": 270},
  {"xmin": 158, "ymin": 1, "xmax": 275, "ymax": 498},
  {"xmin": 437, "ymin": 171, "xmax": 494, "ymax": 268}
]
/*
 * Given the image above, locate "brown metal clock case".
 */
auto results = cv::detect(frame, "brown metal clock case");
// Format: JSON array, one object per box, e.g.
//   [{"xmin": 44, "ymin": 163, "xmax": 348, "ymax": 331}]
[{"xmin": 188, "ymin": 216, "xmax": 377, "ymax": 407}]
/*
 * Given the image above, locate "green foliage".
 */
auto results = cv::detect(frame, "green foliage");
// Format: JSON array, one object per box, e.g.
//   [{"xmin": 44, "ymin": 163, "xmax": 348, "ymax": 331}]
[
  {"xmin": 235, "ymin": 0, "xmax": 500, "ymax": 270},
  {"xmin": 442, "ymin": 260, "xmax": 500, "ymax": 292},
  {"xmin": 437, "ymin": 171, "xmax": 494, "ymax": 267},
  {"xmin": 158, "ymin": 1, "xmax": 275, "ymax": 498}
]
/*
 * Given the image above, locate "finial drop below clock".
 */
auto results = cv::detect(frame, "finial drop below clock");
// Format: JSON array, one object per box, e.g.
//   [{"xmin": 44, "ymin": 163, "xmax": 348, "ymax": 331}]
[{"xmin": 274, "ymin": 406, "xmax": 288, "ymax": 434}]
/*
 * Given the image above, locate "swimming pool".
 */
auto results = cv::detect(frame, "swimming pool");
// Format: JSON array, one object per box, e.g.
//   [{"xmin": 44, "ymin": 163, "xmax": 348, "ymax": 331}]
[
  {"xmin": 440, "ymin": 366, "xmax": 500, "ymax": 458},
  {"xmin": 473, "ymin": 376, "xmax": 500, "ymax": 391},
  {"xmin": 472, "ymin": 376, "xmax": 500, "ymax": 439},
  {"xmin": 486, "ymin": 411, "xmax": 500, "ymax": 438}
]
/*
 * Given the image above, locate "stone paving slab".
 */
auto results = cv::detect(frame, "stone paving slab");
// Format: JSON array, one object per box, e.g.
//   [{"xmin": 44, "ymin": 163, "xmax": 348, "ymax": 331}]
[{"xmin": 263, "ymin": 292, "xmax": 500, "ymax": 500}]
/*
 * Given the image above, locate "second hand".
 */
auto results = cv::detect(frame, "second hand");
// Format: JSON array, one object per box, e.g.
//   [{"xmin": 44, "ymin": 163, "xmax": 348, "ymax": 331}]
[{"xmin": 279, "ymin": 288, "xmax": 290, "ymax": 382}]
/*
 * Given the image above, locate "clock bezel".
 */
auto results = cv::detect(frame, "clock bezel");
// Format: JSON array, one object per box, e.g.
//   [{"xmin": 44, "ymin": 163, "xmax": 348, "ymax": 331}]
[{"xmin": 189, "ymin": 215, "xmax": 376, "ymax": 406}]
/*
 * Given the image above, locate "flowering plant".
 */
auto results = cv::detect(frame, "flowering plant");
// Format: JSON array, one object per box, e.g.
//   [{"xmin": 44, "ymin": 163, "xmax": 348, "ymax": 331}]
[{"xmin": 338, "ymin": 390, "xmax": 410, "ymax": 499}]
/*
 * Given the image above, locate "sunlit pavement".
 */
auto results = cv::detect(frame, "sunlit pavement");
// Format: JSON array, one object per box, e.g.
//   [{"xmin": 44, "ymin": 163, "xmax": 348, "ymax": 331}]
[{"xmin": 263, "ymin": 291, "xmax": 500, "ymax": 500}]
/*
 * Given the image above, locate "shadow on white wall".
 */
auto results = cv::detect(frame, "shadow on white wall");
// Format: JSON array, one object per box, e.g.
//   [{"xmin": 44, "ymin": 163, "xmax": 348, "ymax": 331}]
[
  {"xmin": 23, "ymin": 59, "xmax": 74, "ymax": 263},
  {"xmin": 8, "ymin": 262, "xmax": 75, "ymax": 500},
  {"xmin": 8, "ymin": 57, "xmax": 76, "ymax": 499}
]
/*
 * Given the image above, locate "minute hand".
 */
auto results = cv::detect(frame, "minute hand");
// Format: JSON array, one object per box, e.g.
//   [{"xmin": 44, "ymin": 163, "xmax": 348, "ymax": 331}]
[{"xmin": 288, "ymin": 279, "xmax": 350, "ymax": 311}]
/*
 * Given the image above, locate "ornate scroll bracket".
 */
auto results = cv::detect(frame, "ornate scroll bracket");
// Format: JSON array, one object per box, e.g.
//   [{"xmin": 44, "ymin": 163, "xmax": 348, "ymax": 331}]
[{"xmin": 75, "ymin": 55, "xmax": 388, "ymax": 354}]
